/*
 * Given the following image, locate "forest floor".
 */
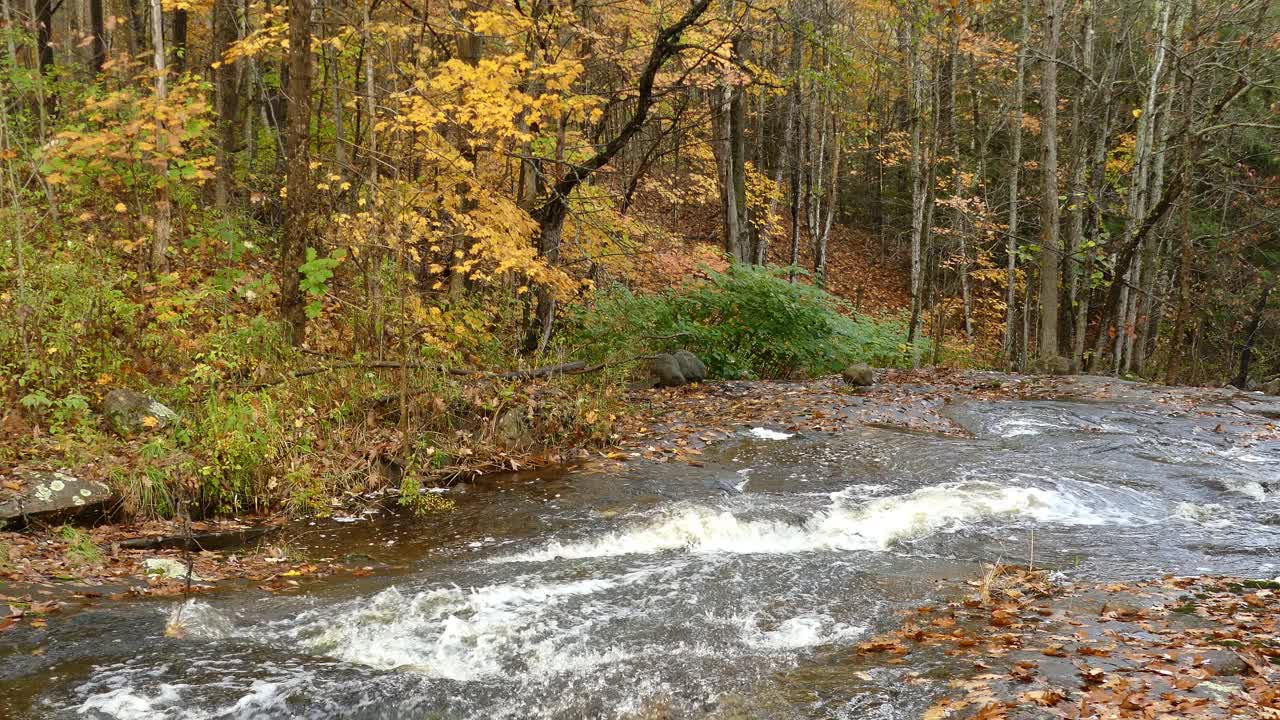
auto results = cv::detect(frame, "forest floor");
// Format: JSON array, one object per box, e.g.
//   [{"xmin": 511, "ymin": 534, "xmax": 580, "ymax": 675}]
[{"xmin": 3, "ymin": 369, "xmax": 1279, "ymax": 716}]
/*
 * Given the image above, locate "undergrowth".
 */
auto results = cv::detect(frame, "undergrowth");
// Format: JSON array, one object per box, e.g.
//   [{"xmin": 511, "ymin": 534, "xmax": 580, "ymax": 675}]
[{"xmin": 565, "ymin": 264, "xmax": 926, "ymax": 379}]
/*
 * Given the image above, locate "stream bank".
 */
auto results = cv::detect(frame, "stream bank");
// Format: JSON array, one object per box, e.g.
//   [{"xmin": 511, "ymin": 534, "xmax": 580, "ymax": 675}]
[{"xmin": 2, "ymin": 369, "xmax": 1279, "ymax": 718}]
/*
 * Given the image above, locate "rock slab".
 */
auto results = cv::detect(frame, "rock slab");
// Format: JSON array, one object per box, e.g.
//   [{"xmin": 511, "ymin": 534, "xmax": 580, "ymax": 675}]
[{"xmin": 0, "ymin": 470, "xmax": 112, "ymax": 524}]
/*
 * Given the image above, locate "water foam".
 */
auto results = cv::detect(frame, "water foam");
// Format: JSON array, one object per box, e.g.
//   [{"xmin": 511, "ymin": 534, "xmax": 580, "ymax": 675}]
[
  {"xmin": 283, "ymin": 576, "xmax": 630, "ymax": 680},
  {"xmin": 1174, "ymin": 502, "xmax": 1233, "ymax": 528},
  {"xmin": 738, "ymin": 613, "xmax": 865, "ymax": 650},
  {"xmin": 748, "ymin": 427, "xmax": 795, "ymax": 440},
  {"xmin": 500, "ymin": 481, "xmax": 1120, "ymax": 561},
  {"xmin": 166, "ymin": 600, "xmax": 236, "ymax": 640}
]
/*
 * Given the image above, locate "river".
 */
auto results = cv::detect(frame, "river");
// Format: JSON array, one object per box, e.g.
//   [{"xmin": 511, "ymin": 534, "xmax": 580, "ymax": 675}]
[{"xmin": 2, "ymin": 396, "xmax": 1278, "ymax": 718}]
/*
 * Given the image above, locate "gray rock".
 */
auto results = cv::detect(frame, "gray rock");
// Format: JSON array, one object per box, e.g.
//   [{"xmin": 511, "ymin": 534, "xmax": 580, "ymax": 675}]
[
  {"xmin": 0, "ymin": 470, "xmax": 112, "ymax": 524},
  {"xmin": 102, "ymin": 388, "xmax": 178, "ymax": 435},
  {"xmin": 1262, "ymin": 378, "xmax": 1280, "ymax": 396},
  {"xmin": 674, "ymin": 350, "xmax": 707, "ymax": 383},
  {"xmin": 841, "ymin": 363, "xmax": 874, "ymax": 386},
  {"xmin": 1032, "ymin": 355, "xmax": 1072, "ymax": 376},
  {"xmin": 651, "ymin": 353, "xmax": 686, "ymax": 387},
  {"xmin": 493, "ymin": 408, "xmax": 532, "ymax": 449},
  {"xmin": 143, "ymin": 557, "xmax": 208, "ymax": 582}
]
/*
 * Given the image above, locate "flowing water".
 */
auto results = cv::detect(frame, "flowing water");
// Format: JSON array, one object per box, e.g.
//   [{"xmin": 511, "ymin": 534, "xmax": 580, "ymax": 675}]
[{"xmin": 3, "ymin": 397, "xmax": 1279, "ymax": 719}]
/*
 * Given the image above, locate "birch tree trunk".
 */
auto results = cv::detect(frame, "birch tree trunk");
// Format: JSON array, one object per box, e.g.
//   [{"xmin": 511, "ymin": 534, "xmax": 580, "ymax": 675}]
[{"xmin": 1110, "ymin": 0, "xmax": 1171, "ymax": 373}]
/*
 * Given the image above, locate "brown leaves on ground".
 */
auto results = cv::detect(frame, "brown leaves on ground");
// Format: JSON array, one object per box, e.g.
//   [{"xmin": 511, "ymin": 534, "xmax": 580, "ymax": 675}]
[
  {"xmin": 857, "ymin": 569, "xmax": 1280, "ymax": 719},
  {"xmin": 0, "ymin": 517, "xmax": 378, "ymax": 630}
]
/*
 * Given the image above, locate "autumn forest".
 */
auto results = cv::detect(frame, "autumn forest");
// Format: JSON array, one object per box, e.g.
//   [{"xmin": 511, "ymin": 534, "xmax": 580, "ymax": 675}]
[{"xmin": 1, "ymin": 0, "xmax": 1279, "ymax": 515}]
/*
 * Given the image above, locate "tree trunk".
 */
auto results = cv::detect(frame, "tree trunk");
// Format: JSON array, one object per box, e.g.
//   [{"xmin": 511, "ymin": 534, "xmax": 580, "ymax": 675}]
[
  {"xmin": 1232, "ymin": 281, "xmax": 1275, "ymax": 389},
  {"xmin": 524, "ymin": 0, "xmax": 713, "ymax": 350},
  {"xmin": 280, "ymin": 0, "xmax": 313, "ymax": 344},
  {"xmin": 1108, "ymin": 0, "xmax": 1172, "ymax": 373},
  {"xmin": 34, "ymin": 0, "xmax": 53, "ymax": 71},
  {"xmin": 1036, "ymin": 0, "xmax": 1063, "ymax": 361},
  {"xmin": 148, "ymin": 0, "xmax": 171, "ymax": 276},
  {"xmin": 905, "ymin": 28, "xmax": 927, "ymax": 365},
  {"xmin": 815, "ymin": 117, "xmax": 840, "ymax": 287},
  {"xmin": 172, "ymin": 8, "xmax": 187, "ymax": 72},
  {"xmin": 768, "ymin": 15, "xmax": 802, "ymax": 265},
  {"xmin": 1003, "ymin": 0, "xmax": 1028, "ymax": 367},
  {"xmin": 448, "ymin": 12, "xmax": 482, "ymax": 297},
  {"xmin": 213, "ymin": 0, "xmax": 240, "ymax": 210},
  {"xmin": 1064, "ymin": 1, "xmax": 1094, "ymax": 368},
  {"xmin": 728, "ymin": 42, "xmax": 752, "ymax": 264},
  {"xmin": 1074, "ymin": 102, "xmax": 1111, "ymax": 371},
  {"xmin": 89, "ymin": 0, "xmax": 105, "ymax": 73}
]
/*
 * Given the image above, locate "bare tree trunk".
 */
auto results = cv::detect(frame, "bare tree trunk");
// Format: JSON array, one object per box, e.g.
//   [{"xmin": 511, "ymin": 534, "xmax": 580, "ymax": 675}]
[
  {"xmin": 788, "ymin": 97, "xmax": 804, "ymax": 270},
  {"xmin": 148, "ymin": 0, "xmax": 171, "ymax": 276},
  {"xmin": 1064, "ymin": 1, "xmax": 1094, "ymax": 369},
  {"xmin": 89, "ymin": 0, "xmax": 105, "ymax": 73},
  {"xmin": 768, "ymin": 14, "xmax": 802, "ymax": 265},
  {"xmin": 1003, "ymin": 0, "xmax": 1028, "ymax": 367},
  {"xmin": 1165, "ymin": 85, "xmax": 1198, "ymax": 385},
  {"xmin": 906, "ymin": 28, "xmax": 927, "ymax": 366},
  {"xmin": 714, "ymin": 83, "xmax": 743, "ymax": 261},
  {"xmin": 1036, "ymin": 0, "xmax": 1064, "ymax": 361},
  {"xmin": 1074, "ymin": 103, "xmax": 1111, "ymax": 370},
  {"xmin": 1109, "ymin": 0, "xmax": 1172, "ymax": 373},
  {"xmin": 1233, "ymin": 280, "xmax": 1275, "ymax": 389},
  {"xmin": 280, "ymin": 0, "xmax": 313, "ymax": 344},
  {"xmin": 815, "ymin": 117, "xmax": 841, "ymax": 287},
  {"xmin": 213, "ymin": 0, "xmax": 240, "ymax": 210},
  {"xmin": 525, "ymin": 0, "xmax": 713, "ymax": 350},
  {"xmin": 171, "ymin": 8, "xmax": 187, "ymax": 71},
  {"xmin": 448, "ymin": 11, "xmax": 481, "ymax": 297},
  {"xmin": 2, "ymin": 0, "xmax": 19, "ymax": 71}
]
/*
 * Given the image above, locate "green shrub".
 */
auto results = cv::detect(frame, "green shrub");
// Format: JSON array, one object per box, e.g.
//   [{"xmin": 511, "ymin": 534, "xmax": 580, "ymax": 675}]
[{"xmin": 566, "ymin": 264, "xmax": 924, "ymax": 379}]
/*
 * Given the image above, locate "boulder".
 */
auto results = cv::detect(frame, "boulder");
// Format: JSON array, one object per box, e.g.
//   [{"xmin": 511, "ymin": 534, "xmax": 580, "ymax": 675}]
[
  {"xmin": 102, "ymin": 388, "xmax": 178, "ymax": 435},
  {"xmin": 0, "ymin": 470, "xmax": 112, "ymax": 525},
  {"xmin": 841, "ymin": 363, "xmax": 874, "ymax": 387},
  {"xmin": 674, "ymin": 350, "xmax": 707, "ymax": 383},
  {"xmin": 1261, "ymin": 378, "xmax": 1280, "ymax": 396},
  {"xmin": 493, "ymin": 408, "xmax": 532, "ymax": 449},
  {"xmin": 651, "ymin": 353, "xmax": 687, "ymax": 387},
  {"xmin": 1032, "ymin": 355, "xmax": 1072, "ymax": 376}
]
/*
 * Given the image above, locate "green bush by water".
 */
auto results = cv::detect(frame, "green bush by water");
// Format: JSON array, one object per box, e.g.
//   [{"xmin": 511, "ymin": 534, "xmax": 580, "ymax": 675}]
[{"xmin": 567, "ymin": 264, "xmax": 924, "ymax": 379}]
